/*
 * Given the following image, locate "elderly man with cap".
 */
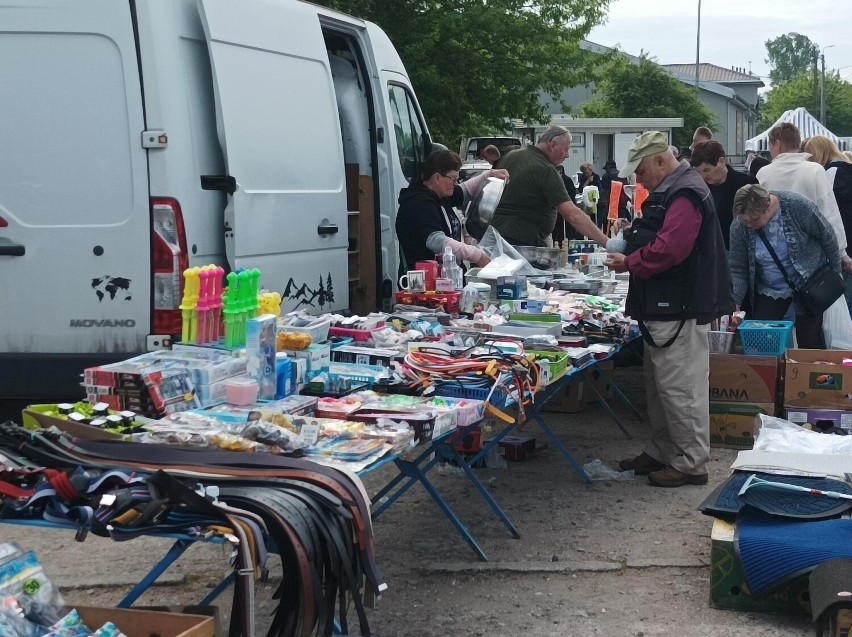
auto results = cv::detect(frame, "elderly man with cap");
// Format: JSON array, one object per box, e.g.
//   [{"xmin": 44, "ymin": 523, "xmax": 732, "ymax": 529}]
[{"xmin": 605, "ymin": 131, "xmax": 733, "ymax": 488}]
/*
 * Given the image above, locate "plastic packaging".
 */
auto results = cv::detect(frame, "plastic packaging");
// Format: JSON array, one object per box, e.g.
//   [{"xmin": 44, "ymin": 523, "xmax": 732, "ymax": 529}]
[
  {"xmin": 440, "ymin": 246, "xmax": 463, "ymax": 290},
  {"xmin": 582, "ymin": 459, "xmax": 634, "ymax": 481},
  {"xmin": 753, "ymin": 414, "xmax": 852, "ymax": 455},
  {"xmin": 276, "ymin": 330, "xmax": 312, "ymax": 351},
  {"xmin": 484, "ymin": 444, "xmax": 508, "ymax": 469},
  {"xmin": 224, "ymin": 378, "xmax": 260, "ymax": 406},
  {"xmin": 605, "ymin": 236, "xmax": 627, "ymax": 254}
]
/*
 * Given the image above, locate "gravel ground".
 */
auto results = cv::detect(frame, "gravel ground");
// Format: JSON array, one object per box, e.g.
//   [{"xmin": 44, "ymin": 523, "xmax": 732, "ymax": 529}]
[{"xmin": 1, "ymin": 366, "xmax": 814, "ymax": 636}]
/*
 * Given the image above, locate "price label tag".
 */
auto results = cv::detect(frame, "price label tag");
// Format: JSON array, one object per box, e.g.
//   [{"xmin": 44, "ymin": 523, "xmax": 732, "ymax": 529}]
[{"xmin": 298, "ymin": 423, "xmax": 320, "ymax": 447}]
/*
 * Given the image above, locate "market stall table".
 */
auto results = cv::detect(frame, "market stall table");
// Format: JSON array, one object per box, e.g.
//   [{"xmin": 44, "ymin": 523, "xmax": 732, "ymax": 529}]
[{"xmin": 462, "ymin": 339, "xmax": 643, "ymax": 485}]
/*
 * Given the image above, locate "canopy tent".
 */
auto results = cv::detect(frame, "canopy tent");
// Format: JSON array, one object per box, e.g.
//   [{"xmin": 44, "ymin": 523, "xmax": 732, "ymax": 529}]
[{"xmin": 745, "ymin": 107, "xmax": 847, "ymax": 152}]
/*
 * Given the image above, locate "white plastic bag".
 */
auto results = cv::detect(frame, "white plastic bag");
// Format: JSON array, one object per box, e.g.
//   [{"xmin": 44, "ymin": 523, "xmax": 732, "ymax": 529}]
[
  {"xmin": 582, "ymin": 459, "xmax": 634, "ymax": 481},
  {"xmin": 822, "ymin": 295, "xmax": 852, "ymax": 349},
  {"xmin": 753, "ymin": 414, "xmax": 852, "ymax": 454},
  {"xmin": 476, "ymin": 226, "xmax": 550, "ymax": 276}
]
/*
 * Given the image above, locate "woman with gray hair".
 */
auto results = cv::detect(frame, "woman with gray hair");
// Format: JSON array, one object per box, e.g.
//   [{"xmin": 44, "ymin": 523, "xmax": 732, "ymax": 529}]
[{"xmin": 730, "ymin": 184, "xmax": 841, "ymax": 348}]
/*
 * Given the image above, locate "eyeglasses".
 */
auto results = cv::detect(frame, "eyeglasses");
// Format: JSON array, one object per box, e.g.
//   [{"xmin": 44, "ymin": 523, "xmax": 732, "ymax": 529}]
[{"xmin": 441, "ymin": 173, "xmax": 460, "ymax": 183}]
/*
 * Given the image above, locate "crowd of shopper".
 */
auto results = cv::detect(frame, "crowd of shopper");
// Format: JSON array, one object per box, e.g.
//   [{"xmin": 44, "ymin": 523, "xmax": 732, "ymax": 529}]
[{"xmin": 393, "ymin": 122, "xmax": 850, "ymax": 488}]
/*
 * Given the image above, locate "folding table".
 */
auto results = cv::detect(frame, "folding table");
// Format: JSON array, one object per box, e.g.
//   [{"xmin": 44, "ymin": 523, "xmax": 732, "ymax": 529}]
[
  {"xmin": 463, "ymin": 341, "xmax": 644, "ymax": 486},
  {"xmin": 364, "ymin": 420, "xmax": 519, "ymax": 562}
]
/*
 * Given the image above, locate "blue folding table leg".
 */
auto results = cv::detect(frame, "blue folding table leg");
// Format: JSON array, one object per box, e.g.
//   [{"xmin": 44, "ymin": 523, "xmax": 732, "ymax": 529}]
[
  {"xmin": 118, "ymin": 538, "xmax": 194, "ymax": 607},
  {"xmin": 392, "ymin": 456, "xmax": 489, "ymax": 561},
  {"xmin": 594, "ymin": 364, "xmax": 644, "ymax": 422},
  {"xmin": 371, "ymin": 441, "xmax": 443, "ymax": 518},
  {"xmin": 525, "ymin": 406, "xmax": 591, "ymax": 483},
  {"xmin": 199, "ymin": 571, "xmax": 235, "ymax": 606},
  {"xmin": 581, "ymin": 369, "xmax": 632, "ymax": 439},
  {"xmin": 434, "ymin": 441, "xmax": 520, "ymax": 539}
]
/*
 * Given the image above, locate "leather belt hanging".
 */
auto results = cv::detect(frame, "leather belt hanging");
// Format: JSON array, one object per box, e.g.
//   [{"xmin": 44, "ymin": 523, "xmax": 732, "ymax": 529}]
[{"xmin": 0, "ymin": 423, "xmax": 384, "ymax": 637}]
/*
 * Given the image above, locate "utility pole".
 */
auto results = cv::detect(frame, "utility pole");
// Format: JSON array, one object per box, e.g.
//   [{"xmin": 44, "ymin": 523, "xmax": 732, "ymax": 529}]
[
  {"xmin": 820, "ymin": 46, "xmax": 835, "ymax": 125},
  {"xmin": 694, "ymin": 0, "xmax": 701, "ymax": 95}
]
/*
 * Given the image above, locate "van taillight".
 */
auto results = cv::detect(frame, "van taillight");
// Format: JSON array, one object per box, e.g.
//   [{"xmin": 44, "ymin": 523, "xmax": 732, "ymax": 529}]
[{"xmin": 150, "ymin": 197, "xmax": 189, "ymax": 335}]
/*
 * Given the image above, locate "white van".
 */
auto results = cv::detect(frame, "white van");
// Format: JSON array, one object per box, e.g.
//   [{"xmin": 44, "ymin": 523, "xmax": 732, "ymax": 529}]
[{"xmin": 0, "ymin": 0, "xmax": 431, "ymax": 403}]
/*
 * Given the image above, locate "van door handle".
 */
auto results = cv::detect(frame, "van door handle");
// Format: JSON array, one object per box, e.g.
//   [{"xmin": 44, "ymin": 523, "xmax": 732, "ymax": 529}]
[
  {"xmin": 317, "ymin": 224, "xmax": 339, "ymax": 236},
  {"xmin": 200, "ymin": 175, "xmax": 237, "ymax": 195},
  {"xmin": 0, "ymin": 240, "xmax": 24, "ymax": 256}
]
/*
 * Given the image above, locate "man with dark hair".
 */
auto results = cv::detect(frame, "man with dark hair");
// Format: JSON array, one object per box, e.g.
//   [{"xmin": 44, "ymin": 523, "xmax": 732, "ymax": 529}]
[
  {"xmin": 757, "ymin": 122, "xmax": 850, "ymax": 272},
  {"xmin": 605, "ymin": 131, "xmax": 733, "ymax": 488},
  {"xmin": 552, "ymin": 165, "xmax": 578, "ymax": 245},
  {"xmin": 600, "ymin": 159, "xmax": 629, "ymax": 229},
  {"xmin": 396, "ymin": 149, "xmax": 505, "ymax": 275},
  {"xmin": 480, "ymin": 144, "xmax": 501, "ymax": 167},
  {"xmin": 690, "ymin": 140, "xmax": 756, "ymax": 249},
  {"xmin": 491, "ymin": 125, "xmax": 608, "ymax": 247}
]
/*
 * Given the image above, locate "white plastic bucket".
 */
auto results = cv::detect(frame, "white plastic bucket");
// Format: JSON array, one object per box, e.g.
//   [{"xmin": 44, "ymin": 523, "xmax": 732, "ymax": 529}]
[{"xmin": 708, "ymin": 330, "xmax": 735, "ymax": 354}]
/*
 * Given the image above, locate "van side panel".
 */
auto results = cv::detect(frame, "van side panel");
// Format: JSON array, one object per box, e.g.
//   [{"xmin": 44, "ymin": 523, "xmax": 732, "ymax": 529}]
[{"xmin": 0, "ymin": 1, "xmax": 150, "ymax": 357}]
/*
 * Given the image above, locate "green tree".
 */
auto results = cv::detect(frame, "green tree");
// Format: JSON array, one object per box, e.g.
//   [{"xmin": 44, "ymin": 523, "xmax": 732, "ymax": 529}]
[
  {"xmin": 760, "ymin": 73, "xmax": 852, "ymax": 136},
  {"xmin": 765, "ymin": 33, "xmax": 819, "ymax": 85},
  {"xmin": 314, "ymin": 0, "xmax": 613, "ymax": 145},
  {"xmin": 580, "ymin": 55, "xmax": 716, "ymax": 148}
]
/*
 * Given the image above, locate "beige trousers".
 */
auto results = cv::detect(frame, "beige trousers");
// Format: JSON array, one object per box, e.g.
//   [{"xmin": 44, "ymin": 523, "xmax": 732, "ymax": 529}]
[{"xmin": 642, "ymin": 319, "xmax": 710, "ymax": 475}]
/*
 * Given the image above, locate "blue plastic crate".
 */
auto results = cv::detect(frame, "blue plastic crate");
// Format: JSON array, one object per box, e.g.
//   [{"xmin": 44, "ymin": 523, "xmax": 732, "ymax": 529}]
[
  {"xmin": 434, "ymin": 383, "xmax": 510, "ymax": 409},
  {"xmin": 737, "ymin": 320, "xmax": 794, "ymax": 356}
]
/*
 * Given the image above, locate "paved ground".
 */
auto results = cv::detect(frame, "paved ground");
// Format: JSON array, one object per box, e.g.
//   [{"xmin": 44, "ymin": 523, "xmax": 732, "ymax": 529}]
[{"xmin": 1, "ymin": 366, "xmax": 814, "ymax": 636}]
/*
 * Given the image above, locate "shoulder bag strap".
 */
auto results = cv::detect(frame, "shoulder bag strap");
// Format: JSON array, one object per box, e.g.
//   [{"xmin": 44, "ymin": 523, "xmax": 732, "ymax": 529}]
[{"xmin": 755, "ymin": 229, "xmax": 797, "ymax": 292}]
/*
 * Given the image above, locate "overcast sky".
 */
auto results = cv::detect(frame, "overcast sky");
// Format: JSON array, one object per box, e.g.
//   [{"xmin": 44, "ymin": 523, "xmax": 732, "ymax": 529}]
[{"xmin": 587, "ymin": 0, "xmax": 852, "ymax": 88}]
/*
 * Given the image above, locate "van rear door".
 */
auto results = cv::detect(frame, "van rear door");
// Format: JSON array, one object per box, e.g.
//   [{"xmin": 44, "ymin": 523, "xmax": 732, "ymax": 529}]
[
  {"xmin": 362, "ymin": 22, "xmax": 431, "ymax": 294},
  {"xmin": 197, "ymin": 0, "xmax": 348, "ymax": 313},
  {"xmin": 0, "ymin": 0, "xmax": 150, "ymax": 358}
]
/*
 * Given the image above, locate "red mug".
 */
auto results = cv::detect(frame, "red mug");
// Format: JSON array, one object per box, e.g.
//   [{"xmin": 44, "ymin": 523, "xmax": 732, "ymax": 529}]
[{"xmin": 415, "ymin": 260, "xmax": 440, "ymax": 291}]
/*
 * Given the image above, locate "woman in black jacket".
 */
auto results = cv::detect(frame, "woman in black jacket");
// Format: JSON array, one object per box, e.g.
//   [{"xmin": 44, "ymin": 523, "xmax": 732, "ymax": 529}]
[{"xmin": 804, "ymin": 135, "xmax": 852, "ymax": 317}]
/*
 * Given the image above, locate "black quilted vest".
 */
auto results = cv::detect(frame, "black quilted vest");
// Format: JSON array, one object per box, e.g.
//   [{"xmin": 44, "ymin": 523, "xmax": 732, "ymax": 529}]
[{"xmin": 625, "ymin": 165, "xmax": 734, "ymax": 324}]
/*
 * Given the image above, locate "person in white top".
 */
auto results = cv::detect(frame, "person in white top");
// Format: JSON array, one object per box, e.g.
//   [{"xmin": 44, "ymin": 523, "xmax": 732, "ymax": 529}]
[{"xmin": 756, "ymin": 122, "xmax": 852, "ymax": 272}]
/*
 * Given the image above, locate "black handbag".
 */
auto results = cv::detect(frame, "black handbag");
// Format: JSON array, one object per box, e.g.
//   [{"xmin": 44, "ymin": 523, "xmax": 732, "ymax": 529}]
[{"xmin": 756, "ymin": 230, "xmax": 844, "ymax": 315}]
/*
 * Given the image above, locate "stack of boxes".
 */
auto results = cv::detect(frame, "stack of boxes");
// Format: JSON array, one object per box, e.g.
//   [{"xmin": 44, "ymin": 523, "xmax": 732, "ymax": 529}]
[
  {"xmin": 84, "ymin": 356, "xmax": 202, "ymax": 418},
  {"xmin": 710, "ymin": 346, "xmax": 852, "ymax": 446},
  {"xmin": 782, "ymin": 349, "xmax": 852, "ymax": 432},
  {"xmin": 708, "ymin": 353, "xmax": 781, "ymax": 449},
  {"xmin": 84, "ymin": 349, "xmax": 249, "ymax": 415}
]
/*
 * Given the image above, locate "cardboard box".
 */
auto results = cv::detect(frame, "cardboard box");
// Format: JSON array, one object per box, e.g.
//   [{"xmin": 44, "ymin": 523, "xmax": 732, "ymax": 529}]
[
  {"xmin": 784, "ymin": 406, "xmax": 852, "ymax": 432},
  {"xmin": 709, "ymin": 402, "xmax": 776, "ymax": 449},
  {"xmin": 451, "ymin": 426, "xmax": 482, "ymax": 454},
  {"xmin": 709, "ymin": 354, "xmax": 780, "ymax": 404},
  {"xmin": 541, "ymin": 380, "xmax": 587, "ymax": 413},
  {"xmin": 21, "ymin": 407, "xmax": 123, "ymax": 440},
  {"xmin": 709, "ymin": 519, "xmax": 810, "ymax": 616},
  {"xmin": 585, "ymin": 360, "xmax": 614, "ymax": 403},
  {"xmin": 132, "ymin": 606, "xmax": 221, "ymax": 637},
  {"xmin": 72, "ymin": 606, "xmax": 214, "ymax": 637},
  {"xmin": 784, "ymin": 349, "xmax": 852, "ymax": 408},
  {"xmin": 498, "ymin": 435, "xmax": 536, "ymax": 461},
  {"xmin": 332, "ymin": 345, "xmax": 399, "ymax": 367},
  {"xmin": 279, "ymin": 343, "xmax": 331, "ymax": 374},
  {"xmin": 246, "ymin": 314, "xmax": 277, "ymax": 400}
]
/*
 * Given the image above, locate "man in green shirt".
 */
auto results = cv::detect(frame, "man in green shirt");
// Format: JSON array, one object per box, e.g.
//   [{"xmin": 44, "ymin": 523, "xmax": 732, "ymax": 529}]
[{"xmin": 490, "ymin": 125, "xmax": 608, "ymax": 247}]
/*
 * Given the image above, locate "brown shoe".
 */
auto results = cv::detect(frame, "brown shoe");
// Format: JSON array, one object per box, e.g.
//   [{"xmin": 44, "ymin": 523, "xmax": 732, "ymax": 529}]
[
  {"xmin": 618, "ymin": 452, "xmax": 665, "ymax": 475},
  {"xmin": 648, "ymin": 467, "xmax": 709, "ymax": 488}
]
